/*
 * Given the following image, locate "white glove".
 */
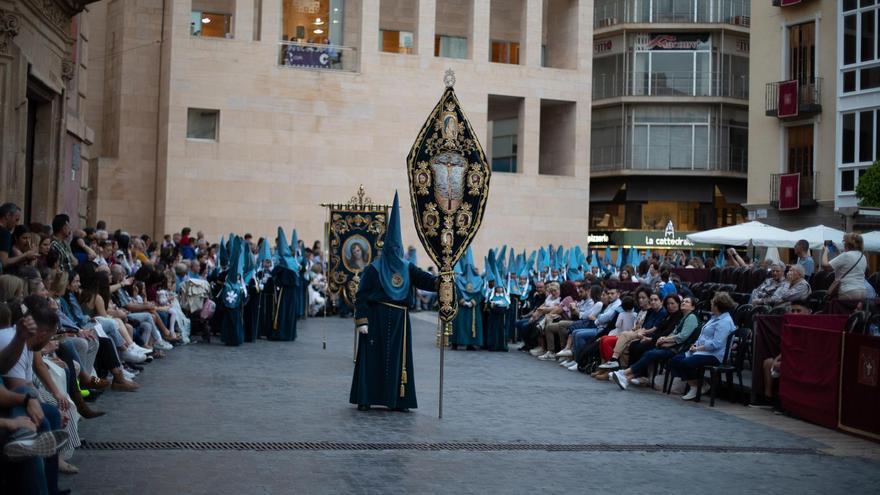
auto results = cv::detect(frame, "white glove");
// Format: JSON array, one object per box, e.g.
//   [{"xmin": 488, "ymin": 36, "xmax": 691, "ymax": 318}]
[{"xmin": 357, "ymin": 325, "xmax": 368, "ymax": 335}]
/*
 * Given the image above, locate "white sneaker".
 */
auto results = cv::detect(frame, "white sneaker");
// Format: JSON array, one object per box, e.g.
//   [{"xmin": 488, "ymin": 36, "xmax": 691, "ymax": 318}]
[
  {"xmin": 701, "ymin": 383, "xmax": 712, "ymax": 396},
  {"xmin": 598, "ymin": 360, "xmax": 619, "ymax": 370},
  {"xmin": 529, "ymin": 347, "xmax": 546, "ymax": 357},
  {"xmin": 558, "ymin": 359, "xmax": 571, "ymax": 367},
  {"xmin": 556, "ymin": 349, "xmax": 573, "ymax": 358},
  {"xmin": 681, "ymin": 388, "xmax": 699, "ymax": 401},
  {"xmin": 538, "ymin": 352, "xmax": 556, "ymax": 361},
  {"xmin": 567, "ymin": 362, "xmax": 579, "ymax": 371},
  {"xmin": 122, "ymin": 369, "xmax": 137, "ymax": 380},
  {"xmin": 157, "ymin": 340, "xmax": 174, "ymax": 351},
  {"xmin": 121, "ymin": 348, "xmax": 146, "ymax": 363},
  {"xmin": 611, "ymin": 371, "xmax": 628, "ymax": 390},
  {"xmin": 134, "ymin": 344, "xmax": 154, "ymax": 355}
]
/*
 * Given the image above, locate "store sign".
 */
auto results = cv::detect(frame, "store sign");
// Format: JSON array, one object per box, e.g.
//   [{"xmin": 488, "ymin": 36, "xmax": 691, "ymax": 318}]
[
  {"xmin": 638, "ymin": 33, "xmax": 710, "ymax": 51},
  {"xmin": 587, "ymin": 229, "xmax": 714, "ymax": 249}
]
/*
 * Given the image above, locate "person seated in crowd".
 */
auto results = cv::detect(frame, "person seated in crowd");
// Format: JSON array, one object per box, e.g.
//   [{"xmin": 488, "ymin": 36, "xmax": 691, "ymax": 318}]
[
  {"xmin": 610, "ymin": 295, "xmax": 700, "ymax": 390},
  {"xmin": 0, "ymin": 299, "xmax": 71, "ymax": 495},
  {"xmin": 822, "ymin": 233, "xmax": 867, "ymax": 301},
  {"xmin": 518, "ymin": 282, "xmax": 560, "ymax": 354},
  {"xmin": 757, "ymin": 264, "xmax": 811, "ymax": 307},
  {"xmin": 667, "ymin": 292, "xmax": 737, "ymax": 400},
  {"xmin": 598, "ymin": 289, "xmax": 668, "ymax": 371},
  {"xmin": 591, "ymin": 296, "xmax": 637, "ymax": 380},
  {"xmin": 618, "ymin": 266, "xmax": 638, "ymax": 283},
  {"xmin": 537, "ymin": 282, "xmax": 581, "ymax": 360},
  {"xmin": 109, "ymin": 265, "xmax": 176, "ymax": 350},
  {"xmin": 547, "ymin": 283, "xmax": 598, "ymax": 362},
  {"xmin": 749, "ymin": 261, "xmax": 785, "ymax": 304},
  {"xmin": 657, "ymin": 270, "xmax": 676, "ymax": 298},
  {"xmin": 307, "ymin": 264, "xmax": 327, "ymax": 316},
  {"xmin": 0, "ymin": 203, "xmax": 39, "ymax": 273}
]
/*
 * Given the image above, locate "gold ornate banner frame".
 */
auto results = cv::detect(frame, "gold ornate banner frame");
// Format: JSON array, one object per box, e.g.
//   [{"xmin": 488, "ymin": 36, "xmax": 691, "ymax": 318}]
[{"xmin": 322, "ymin": 186, "xmax": 390, "ymax": 309}]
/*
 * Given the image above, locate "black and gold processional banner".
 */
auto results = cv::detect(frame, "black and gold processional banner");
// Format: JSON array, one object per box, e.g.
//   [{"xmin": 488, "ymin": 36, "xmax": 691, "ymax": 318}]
[
  {"xmin": 322, "ymin": 186, "xmax": 389, "ymax": 309},
  {"xmin": 407, "ymin": 70, "xmax": 491, "ymax": 323}
]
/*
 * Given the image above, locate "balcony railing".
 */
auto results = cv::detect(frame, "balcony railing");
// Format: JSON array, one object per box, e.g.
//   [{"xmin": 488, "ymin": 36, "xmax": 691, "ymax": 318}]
[
  {"xmin": 591, "ymin": 145, "xmax": 748, "ymax": 173},
  {"xmin": 594, "ymin": 0, "xmax": 751, "ymax": 28},
  {"xmin": 764, "ymin": 78, "xmax": 822, "ymax": 119},
  {"xmin": 593, "ymin": 71, "xmax": 749, "ymax": 100},
  {"xmin": 278, "ymin": 42, "xmax": 359, "ymax": 72},
  {"xmin": 770, "ymin": 172, "xmax": 819, "ymax": 205}
]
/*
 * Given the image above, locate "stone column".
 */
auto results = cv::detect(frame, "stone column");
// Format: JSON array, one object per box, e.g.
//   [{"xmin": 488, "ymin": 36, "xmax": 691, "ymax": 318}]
[
  {"xmin": 522, "ymin": 0, "xmax": 543, "ymax": 67},
  {"xmin": 235, "ymin": 0, "xmax": 255, "ymax": 41},
  {"xmin": 360, "ymin": 0, "xmax": 380, "ymax": 69},
  {"xmin": 471, "ymin": 0, "xmax": 489, "ymax": 63},
  {"xmin": 261, "ymin": 0, "xmax": 281, "ymax": 42},
  {"xmin": 417, "ymin": 0, "xmax": 436, "ymax": 58},
  {"xmin": 520, "ymin": 97, "xmax": 540, "ymax": 176}
]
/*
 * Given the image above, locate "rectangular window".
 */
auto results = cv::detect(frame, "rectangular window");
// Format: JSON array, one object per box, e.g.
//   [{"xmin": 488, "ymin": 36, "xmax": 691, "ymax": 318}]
[
  {"xmin": 186, "ymin": 109, "xmax": 219, "ymax": 140},
  {"xmin": 380, "ymin": 30, "xmax": 414, "ymax": 54},
  {"xmin": 491, "ymin": 41, "xmax": 520, "ymax": 64},
  {"xmin": 191, "ymin": 12, "xmax": 233, "ymax": 38},
  {"xmin": 435, "ymin": 35, "xmax": 468, "ymax": 59},
  {"xmin": 861, "ymin": 66, "xmax": 880, "ymax": 90},
  {"xmin": 862, "ymin": 10, "xmax": 876, "ymax": 62},
  {"xmin": 842, "ymin": 169, "xmax": 856, "ymax": 192},
  {"xmin": 845, "ymin": 14, "xmax": 858, "ymax": 65},
  {"xmin": 491, "ymin": 118, "xmax": 518, "ymax": 173},
  {"xmin": 861, "ymin": 110, "xmax": 876, "ymax": 162},
  {"xmin": 787, "ymin": 124, "xmax": 813, "ymax": 178},
  {"xmin": 788, "ymin": 22, "xmax": 815, "ymax": 84},
  {"xmin": 843, "ymin": 113, "xmax": 856, "ymax": 164}
]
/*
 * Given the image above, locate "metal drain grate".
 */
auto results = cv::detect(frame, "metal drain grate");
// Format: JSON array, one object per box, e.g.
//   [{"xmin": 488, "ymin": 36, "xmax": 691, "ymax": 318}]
[{"xmin": 79, "ymin": 441, "xmax": 823, "ymax": 456}]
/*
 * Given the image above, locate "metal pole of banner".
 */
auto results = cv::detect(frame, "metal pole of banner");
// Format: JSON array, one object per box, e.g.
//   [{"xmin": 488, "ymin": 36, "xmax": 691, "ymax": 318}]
[
  {"xmin": 323, "ymin": 210, "xmax": 329, "ymax": 351},
  {"xmin": 438, "ymin": 315, "xmax": 445, "ymax": 419}
]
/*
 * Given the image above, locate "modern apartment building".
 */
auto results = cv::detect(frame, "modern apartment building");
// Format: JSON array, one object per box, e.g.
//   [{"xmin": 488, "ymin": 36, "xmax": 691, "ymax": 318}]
[
  {"xmin": 836, "ymin": 0, "xmax": 880, "ymax": 230},
  {"xmin": 745, "ymin": 0, "xmax": 839, "ymax": 230},
  {"xmin": 589, "ymin": 0, "xmax": 750, "ymax": 246},
  {"xmin": 81, "ymin": 0, "xmax": 592, "ymax": 255}
]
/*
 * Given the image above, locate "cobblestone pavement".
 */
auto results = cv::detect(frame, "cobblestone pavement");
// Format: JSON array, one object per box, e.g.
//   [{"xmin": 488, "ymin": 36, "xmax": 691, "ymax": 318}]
[{"xmin": 65, "ymin": 313, "xmax": 880, "ymax": 494}]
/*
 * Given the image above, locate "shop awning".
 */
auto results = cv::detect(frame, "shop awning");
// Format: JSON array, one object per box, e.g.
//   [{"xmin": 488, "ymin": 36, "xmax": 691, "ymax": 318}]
[
  {"xmin": 590, "ymin": 180, "xmax": 624, "ymax": 202},
  {"xmin": 716, "ymin": 181, "xmax": 747, "ymax": 204}
]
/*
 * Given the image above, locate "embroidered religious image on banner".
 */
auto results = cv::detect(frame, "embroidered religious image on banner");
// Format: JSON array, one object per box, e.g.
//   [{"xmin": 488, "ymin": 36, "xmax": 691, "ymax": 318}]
[{"xmin": 327, "ymin": 208, "xmax": 388, "ymax": 309}]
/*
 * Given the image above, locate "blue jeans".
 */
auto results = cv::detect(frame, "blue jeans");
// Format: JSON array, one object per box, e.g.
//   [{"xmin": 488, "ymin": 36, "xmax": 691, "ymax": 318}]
[
  {"xmin": 96, "ymin": 316, "xmax": 125, "ymax": 348},
  {"xmin": 628, "ymin": 348, "xmax": 675, "ymax": 377},
  {"xmin": 572, "ymin": 328, "xmax": 599, "ymax": 356},
  {"xmin": 668, "ymin": 353, "xmax": 720, "ymax": 381},
  {"xmin": 7, "ymin": 385, "xmax": 62, "ymax": 495}
]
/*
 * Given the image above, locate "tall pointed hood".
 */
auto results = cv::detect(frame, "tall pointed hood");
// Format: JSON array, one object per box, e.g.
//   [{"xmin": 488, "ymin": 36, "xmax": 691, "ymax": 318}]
[
  {"xmin": 290, "ymin": 229, "xmax": 300, "ymax": 258},
  {"xmin": 455, "ymin": 246, "xmax": 483, "ymax": 299},
  {"xmin": 243, "ymin": 240, "xmax": 256, "ymax": 284},
  {"xmin": 276, "ymin": 227, "xmax": 300, "ymax": 272},
  {"xmin": 372, "ymin": 191, "xmax": 410, "ymax": 300},
  {"xmin": 485, "ymin": 249, "xmax": 497, "ymax": 283},
  {"xmin": 257, "ymin": 239, "xmax": 272, "ymax": 267},
  {"xmin": 218, "ymin": 235, "xmax": 228, "ymax": 268}
]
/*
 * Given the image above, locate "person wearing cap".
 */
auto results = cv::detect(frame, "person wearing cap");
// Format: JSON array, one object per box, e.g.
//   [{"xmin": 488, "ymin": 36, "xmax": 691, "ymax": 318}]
[{"xmin": 349, "ymin": 193, "xmax": 437, "ymax": 412}]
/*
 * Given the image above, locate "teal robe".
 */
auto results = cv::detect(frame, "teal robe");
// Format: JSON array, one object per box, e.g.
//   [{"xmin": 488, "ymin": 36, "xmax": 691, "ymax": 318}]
[
  {"xmin": 349, "ymin": 264, "xmax": 436, "ymax": 409},
  {"xmin": 244, "ymin": 280, "xmax": 260, "ymax": 343},
  {"xmin": 220, "ymin": 286, "xmax": 245, "ymax": 346},
  {"xmin": 485, "ymin": 297, "xmax": 510, "ymax": 352},
  {"xmin": 451, "ymin": 295, "xmax": 483, "ymax": 347},
  {"xmin": 268, "ymin": 266, "xmax": 299, "ymax": 341},
  {"xmin": 256, "ymin": 271, "xmax": 275, "ymax": 339}
]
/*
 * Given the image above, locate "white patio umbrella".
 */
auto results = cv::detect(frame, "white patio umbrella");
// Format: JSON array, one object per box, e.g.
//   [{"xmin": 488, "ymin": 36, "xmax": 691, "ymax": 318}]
[
  {"xmin": 686, "ymin": 221, "xmax": 795, "ymax": 248},
  {"xmin": 862, "ymin": 231, "xmax": 880, "ymax": 252},
  {"xmin": 789, "ymin": 225, "xmax": 846, "ymax": 250}
]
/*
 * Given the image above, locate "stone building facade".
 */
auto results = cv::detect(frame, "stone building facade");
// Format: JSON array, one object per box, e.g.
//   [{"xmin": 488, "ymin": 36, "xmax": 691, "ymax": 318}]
[
  {"xmin": 0, "ymin": 0, "xmax": 98, "ymax": 228},
  {"xmin": 82, "ymin": 0, "xmax": 593, "ymax": 255}
]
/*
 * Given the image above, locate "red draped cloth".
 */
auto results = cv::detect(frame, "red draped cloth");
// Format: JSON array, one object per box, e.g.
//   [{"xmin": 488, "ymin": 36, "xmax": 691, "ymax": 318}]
[
  {"xmin": 839, "ymin": 332, "xmax": 880, "ymax": 438},
  {"xmin": 779, "ymin": 314, "xmax": 847, "ymax": 429},
  {"xmin": 750, "ymin": 315, "xmax": 784, "ymax": 404}
]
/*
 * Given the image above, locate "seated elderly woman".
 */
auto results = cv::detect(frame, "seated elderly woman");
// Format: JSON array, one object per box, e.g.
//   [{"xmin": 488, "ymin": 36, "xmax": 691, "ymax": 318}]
[{"xmin": 667, "ymin": 292, "xmax": 737, "ymax": 401}]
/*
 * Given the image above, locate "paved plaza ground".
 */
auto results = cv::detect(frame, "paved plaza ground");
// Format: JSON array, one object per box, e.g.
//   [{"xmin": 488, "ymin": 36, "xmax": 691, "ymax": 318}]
[{"xmin": 66, "ymin": 313, "xmax": 880, "ymax": 494}]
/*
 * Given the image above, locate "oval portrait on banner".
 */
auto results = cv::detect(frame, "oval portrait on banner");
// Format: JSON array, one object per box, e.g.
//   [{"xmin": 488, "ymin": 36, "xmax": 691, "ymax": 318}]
[{"xmin": 342, "ymin": 235, "xmax": 372, "ymax": 273}]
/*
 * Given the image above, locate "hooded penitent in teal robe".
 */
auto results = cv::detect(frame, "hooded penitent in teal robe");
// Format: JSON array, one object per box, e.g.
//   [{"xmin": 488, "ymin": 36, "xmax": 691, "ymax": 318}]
[
  {"xmin": 485, "ymin": 289, "xmax": 511, "ymax": 351},
  {"xmin": 451, "ymin": 247, "xmax": 484, "ymax": 349},
  {"xmin": 269, "ymin": 227, "xmax": 300, "ymax": 341},
  {"xmin": 350, "ymin": 192, "xmax": 437, "ymax": 410},
  {"xmin": 220, "ymin": 236, "xmax": 246, "ymax": 346}
]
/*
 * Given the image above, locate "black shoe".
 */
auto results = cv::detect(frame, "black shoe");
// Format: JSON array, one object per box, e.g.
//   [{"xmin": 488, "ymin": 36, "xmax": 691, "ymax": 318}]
[
  {"xmin": 466, "ymin": 345, "xmax": 475, "ymax": 351},
  {"xmin": 357, "ymin": 405, "xmax": 370, "ymax": 411},
  {"xmin": 393, "ymin": 407, "xmax": 410, "ymax": 413},
  {"xmin": 450, "ymin": 344, "xmax": 458, "ymax": 351}
]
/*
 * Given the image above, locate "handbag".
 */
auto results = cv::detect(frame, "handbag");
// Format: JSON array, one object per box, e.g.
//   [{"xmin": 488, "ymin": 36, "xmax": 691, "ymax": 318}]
[{"xmin": 828, "ymin": 253, "xmax": 864, "ymax": 298}]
